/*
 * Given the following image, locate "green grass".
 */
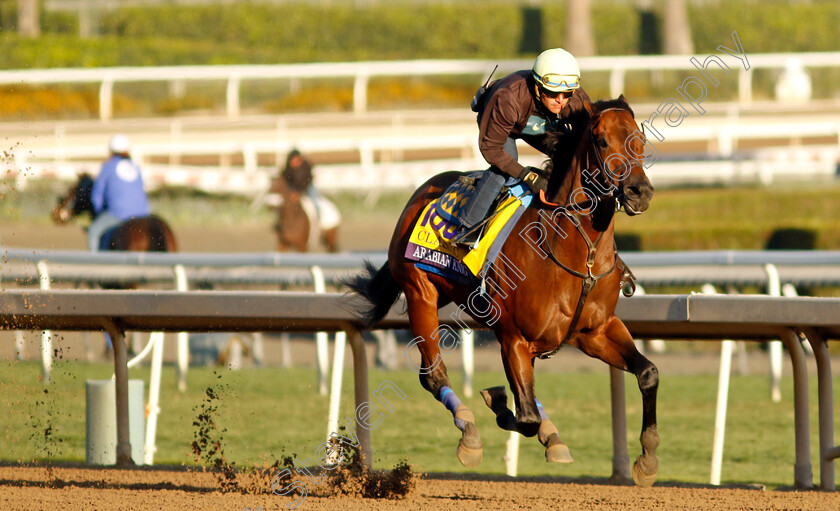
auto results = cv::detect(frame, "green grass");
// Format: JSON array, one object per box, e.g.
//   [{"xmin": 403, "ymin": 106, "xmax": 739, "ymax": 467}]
[
  {"xmin": 614, "ymin": 183, "xmax": 840, "ymax": 251},
  {"xmin": 1, "ymin": 359, "xmax": 838, "ymax": 489}
]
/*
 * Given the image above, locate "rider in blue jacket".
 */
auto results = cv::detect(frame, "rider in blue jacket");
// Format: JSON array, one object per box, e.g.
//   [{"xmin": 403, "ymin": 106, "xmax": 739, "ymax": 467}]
[{"xmin": 87, "ymin": 134, "xmax": 150, "ymax": 251}]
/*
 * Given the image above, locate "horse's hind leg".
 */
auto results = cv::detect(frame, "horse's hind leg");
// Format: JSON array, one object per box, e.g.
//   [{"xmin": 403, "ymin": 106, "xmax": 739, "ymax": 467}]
[
  {"xmin": 403, "ymin": 282, "xmax": 483, "ymax": 468},
  {"xmin": 481, "ymin": 386, "xmax": 573, "ymax": 463},
  {"xmin": 575, "ymin": 316, "xmax": 659, "ymax": 487}
]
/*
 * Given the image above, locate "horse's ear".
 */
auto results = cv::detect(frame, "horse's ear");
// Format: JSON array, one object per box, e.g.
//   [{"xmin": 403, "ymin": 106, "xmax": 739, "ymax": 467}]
[{"xmin": 618, "ymin": 93, "xmax": 627, "ymax": 104}]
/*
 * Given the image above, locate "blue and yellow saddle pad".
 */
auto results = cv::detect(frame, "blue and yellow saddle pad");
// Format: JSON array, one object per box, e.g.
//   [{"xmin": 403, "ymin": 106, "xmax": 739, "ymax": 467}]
[{"xmin": 404, "ymin": 174, "xmax": 533, "ymax": 285}]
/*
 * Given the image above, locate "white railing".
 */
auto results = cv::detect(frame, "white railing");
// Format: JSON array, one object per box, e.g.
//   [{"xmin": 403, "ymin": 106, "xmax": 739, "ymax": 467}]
[
  {"xmin": 4, "ymin": 53, "xmax": 840, "ymax": 120},
  {"xmin": 11, "ymin": 118, "xmax": 840, "ymax": 195}
]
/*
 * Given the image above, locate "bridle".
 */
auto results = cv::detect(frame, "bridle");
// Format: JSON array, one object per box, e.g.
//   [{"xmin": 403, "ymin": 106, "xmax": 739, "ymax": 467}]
[{"xmin": 536, "ymin": 107, "xmax": 638, "ymax": 359}]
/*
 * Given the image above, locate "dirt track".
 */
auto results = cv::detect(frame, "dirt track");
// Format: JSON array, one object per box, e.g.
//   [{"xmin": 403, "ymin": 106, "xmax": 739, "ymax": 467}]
[{"xmin": 2, "ymin": 464, "xmax": 839, "ymax": 511}]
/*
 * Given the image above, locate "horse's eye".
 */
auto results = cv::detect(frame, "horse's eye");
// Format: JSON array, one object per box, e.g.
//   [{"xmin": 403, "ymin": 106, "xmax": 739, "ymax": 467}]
[{"xmin": 596, "ymin": 137, "xmax": 609, "ymax": 148}]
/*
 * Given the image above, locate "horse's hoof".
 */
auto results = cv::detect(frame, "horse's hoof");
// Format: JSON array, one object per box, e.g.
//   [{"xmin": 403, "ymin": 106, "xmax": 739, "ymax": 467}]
[
  {"xmin": 456, "ymin": 421, "xmax": 483, "ymax": 468},
  {"xmin": 632, "ymin": 455, "xmax": 658, "ymax": 487},
  {"xmin": 480, "ymin": 386, "xmax": 507, "ymax": 409},
  {"xmin": 457, "ymin": 442, "xmax": 483, "ymax": 468},
  {"xmin": 545, "ymin": 443, "xmax": 573, "ymax": 463}
]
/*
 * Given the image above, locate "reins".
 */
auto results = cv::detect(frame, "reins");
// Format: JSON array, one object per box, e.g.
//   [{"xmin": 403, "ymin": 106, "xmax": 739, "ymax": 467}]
[{"xmin": 535, "ymin": 107, "xmax": 637, "ymax": 360}]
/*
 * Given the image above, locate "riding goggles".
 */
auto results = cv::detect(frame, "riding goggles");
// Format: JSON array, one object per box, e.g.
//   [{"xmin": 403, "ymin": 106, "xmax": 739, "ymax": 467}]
[
  {"xmin": 535, "ymin": 73, "xmax": 580, "ymax": 91},
  {"xmin": 540, "ymin": 88, "xmax": 574, "ymax": 100}
]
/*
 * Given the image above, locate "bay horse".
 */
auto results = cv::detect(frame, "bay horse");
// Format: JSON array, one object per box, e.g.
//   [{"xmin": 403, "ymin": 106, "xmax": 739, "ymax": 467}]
[
  {"xmin": 269, "ymin": 178, "xmax": 339, "ymax": 253},
  {"xmin": 53, "ymin": 173, "xmax": 177, "ymax": 252},
  {"xmin": 348, "ymin": 96, "xmax": 659, "ymax": 486}
]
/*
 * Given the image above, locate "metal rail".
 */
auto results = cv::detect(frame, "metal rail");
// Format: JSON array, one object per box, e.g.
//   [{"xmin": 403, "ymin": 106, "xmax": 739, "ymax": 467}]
[
  {"xmin": 0, "ymin": 290, "xmax": 837, "ymax": 488},
  {"xmin": 6, "ymin": 249, "xmax": 840, "ymax": 289}
]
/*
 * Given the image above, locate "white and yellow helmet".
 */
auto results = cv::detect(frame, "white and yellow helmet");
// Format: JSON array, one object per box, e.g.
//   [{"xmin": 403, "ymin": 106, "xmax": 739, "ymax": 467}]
[{"xmin": 532, "ymin": 48, "xmax": 581, "ymax": 92}]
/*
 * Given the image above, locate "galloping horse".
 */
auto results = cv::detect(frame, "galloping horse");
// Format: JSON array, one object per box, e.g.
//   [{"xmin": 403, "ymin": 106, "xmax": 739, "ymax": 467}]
[
  {"xmin": 348, "ymin": 97, "xmax": 659, "ymax": 486},
  {"xmin": 269, "ymin": 178, "xmax": 339, "ymax": 253},
  {"xmin": 53, "ymin": 174, "xmax": 177, "ymax": 252}
]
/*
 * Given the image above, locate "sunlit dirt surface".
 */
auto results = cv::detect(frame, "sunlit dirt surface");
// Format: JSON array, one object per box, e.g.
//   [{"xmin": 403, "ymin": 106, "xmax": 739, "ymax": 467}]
[{"xmin": 1, "ymin": 464, "xmax": 838, "ymax": 511}]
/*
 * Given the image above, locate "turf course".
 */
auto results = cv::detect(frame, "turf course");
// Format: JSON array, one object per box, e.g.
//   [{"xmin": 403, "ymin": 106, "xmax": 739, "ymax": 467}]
[{"xmin": 1, "ymin": 359, "xmax": 837, "ymax": 489}]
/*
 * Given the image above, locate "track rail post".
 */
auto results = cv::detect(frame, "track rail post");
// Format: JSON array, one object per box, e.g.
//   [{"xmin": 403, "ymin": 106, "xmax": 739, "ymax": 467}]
[
  {"xmin": 609, "ymin": 366, "xmax": 631, "ymax": 483},
  {"xmin": 102, "ymin": 318, "xmax": 134, "ymax": 466},
  {"xmin": 803, "ymin": 328, "xmax": 836, "ymax": 490},
  {"xmin": 780, "ymin": 328, "xmax": 813, "ymax": 488},
  {"xmin": 346, "ymin": 325, "xmax": 371, "ymax": 467}
]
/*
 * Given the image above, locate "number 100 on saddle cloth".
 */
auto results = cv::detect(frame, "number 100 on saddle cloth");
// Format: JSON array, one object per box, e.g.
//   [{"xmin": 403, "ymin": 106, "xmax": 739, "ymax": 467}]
[{"xmin": 405, "ymin": 173, "xmax": 534, "ymax": 285}]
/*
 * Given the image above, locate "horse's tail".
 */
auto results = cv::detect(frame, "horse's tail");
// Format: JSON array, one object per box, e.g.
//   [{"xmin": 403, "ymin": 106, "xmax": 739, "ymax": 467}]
[{"xmin": 344, "ymin": 260, "xmax": 401, "ymax": 328}]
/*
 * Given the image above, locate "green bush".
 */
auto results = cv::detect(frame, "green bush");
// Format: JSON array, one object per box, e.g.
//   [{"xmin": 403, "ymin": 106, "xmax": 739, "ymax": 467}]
[
  {"xmin": 1, "ymin": 2, "xmax": 837, "ymax": 69},
  {"xmin": 1, "ymin": 1, "xmax": 838, "ymax": 118}
]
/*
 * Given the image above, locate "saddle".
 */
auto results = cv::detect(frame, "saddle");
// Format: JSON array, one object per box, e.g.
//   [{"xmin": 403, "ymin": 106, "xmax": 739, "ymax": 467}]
[
  {"xmin": 404, "ymin": 173, "xmax": 534, "ymax": 284},
  {"xmin": 434, "ymin": 172, "xmax": 508, "ymax": 229}
]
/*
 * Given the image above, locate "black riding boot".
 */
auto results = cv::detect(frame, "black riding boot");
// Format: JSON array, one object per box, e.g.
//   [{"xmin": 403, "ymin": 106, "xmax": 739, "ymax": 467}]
[{"xmin": 456, "ymin": 169, "xmax": 506, "ymax": 245}]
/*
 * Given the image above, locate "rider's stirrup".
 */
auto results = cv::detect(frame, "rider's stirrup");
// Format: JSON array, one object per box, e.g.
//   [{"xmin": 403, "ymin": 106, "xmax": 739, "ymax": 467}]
[{"xmin": 453, "ymin": 225, "xmax": 482, "ymax": 248}]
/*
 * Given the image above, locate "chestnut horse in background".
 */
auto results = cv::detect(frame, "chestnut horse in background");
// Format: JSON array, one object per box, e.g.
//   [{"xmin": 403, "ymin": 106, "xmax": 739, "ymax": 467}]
[
  {"xmin": 348, "ymin": 97, "xmax": 659, "ymax": 486},
  {"xmin": 53, "ymin": 174, "xmax": 177, "ymax": 252},
  {"xmin": 269, "ymin": 177, "xmax": 339, "ymax": 253}
]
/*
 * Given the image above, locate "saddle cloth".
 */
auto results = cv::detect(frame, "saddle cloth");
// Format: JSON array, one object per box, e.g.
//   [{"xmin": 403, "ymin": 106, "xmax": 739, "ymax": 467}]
[
  {"xmin": 404, "ymin": 173, "xmax": 533, "ymax": 284},
  {"xmin": 300, "ymin": 195, "xmax": 341, "ymax": 230}
]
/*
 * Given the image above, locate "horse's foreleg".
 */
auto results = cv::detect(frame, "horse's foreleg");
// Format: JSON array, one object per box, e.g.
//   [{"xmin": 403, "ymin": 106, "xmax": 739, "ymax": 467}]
[
  {"xmin": 535, "ymin": 397, "xmax": 574, "ymax": 463},
  {"xmin": 404, "ymin": 287, "xmax": 482, "ymax": 467},
  {"xmin": 576, "ymin": 317, "xmax": 659, "ymax": 487},
  {"xmin": 322, "ymin": 227, "xmax": 339, "ymax": 253}
]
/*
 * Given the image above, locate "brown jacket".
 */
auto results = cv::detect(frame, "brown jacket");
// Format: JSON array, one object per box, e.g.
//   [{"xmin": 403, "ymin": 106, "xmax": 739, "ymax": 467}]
[
  {"xmin": 477, "ymin": 70, "xmax": 590, "ymax": 178},
  {"xmin": 281, "ymin": 158, "xmax": 313, "ymax": 193}
]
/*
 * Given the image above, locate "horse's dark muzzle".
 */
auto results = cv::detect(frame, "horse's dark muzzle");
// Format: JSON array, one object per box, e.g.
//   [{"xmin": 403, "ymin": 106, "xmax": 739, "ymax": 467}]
[{"xmin": 622, "ymin": 180, "xmax": 654, "ymax": 216}]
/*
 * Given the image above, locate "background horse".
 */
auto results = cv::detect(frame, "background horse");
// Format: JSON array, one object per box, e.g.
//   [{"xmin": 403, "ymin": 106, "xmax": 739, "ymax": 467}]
[
  {"xmin": 53, "ymin": 173, "xmax": 177, "ymax": 252},
  {"xmin": 269, "ymin": 177, "xmax": 339, "ymax": 253},
  {"xmin": 348, "ymin": 97, "xmax": 659, "ymax": 486}
]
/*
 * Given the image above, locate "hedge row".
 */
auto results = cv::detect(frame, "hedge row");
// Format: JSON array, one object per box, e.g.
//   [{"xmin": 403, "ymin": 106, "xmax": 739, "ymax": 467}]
[{"xmin": 0, "ymin": 1, "xmax": 837, "ymax": 69}]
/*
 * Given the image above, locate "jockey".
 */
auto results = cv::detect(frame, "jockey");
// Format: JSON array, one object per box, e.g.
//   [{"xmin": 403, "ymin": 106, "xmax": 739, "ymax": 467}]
[
  {"xmin": 280, "ymin": 148, "xmax": 321, "ymax": 214},
  {"xmin": 87, "ymin": 134, "xmax": 150, "ymax": 251},
  {"xmin": 457, "ymin": 48, "xmax": 591, "ymax": 245}
]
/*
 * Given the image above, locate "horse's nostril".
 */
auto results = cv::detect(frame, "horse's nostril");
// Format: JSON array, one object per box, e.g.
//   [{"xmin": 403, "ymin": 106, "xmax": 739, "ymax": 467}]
[{"xmin": 627, "ymin": 186, "xmax": 640, "ymax": 197}]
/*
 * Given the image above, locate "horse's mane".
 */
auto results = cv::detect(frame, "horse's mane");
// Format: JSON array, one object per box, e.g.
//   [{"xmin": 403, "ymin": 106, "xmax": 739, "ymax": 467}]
[
  {"xmin": 592, "ymin": 97, "xmax": 634, "ymax": 118},
  {"xmin": 541, "ymin": 97, "xmax": 634, "ymax": 197}
]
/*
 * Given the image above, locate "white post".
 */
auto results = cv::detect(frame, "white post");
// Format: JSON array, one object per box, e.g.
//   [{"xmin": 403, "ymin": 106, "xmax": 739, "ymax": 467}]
[
  {"xmin": 711, "ymin": 339, "xmax": 734, "ymax": 485},
  {"xmin": 99, "ymin": 78, "xmax": 113, "ymax": 121},
  {"xmin": 15, "ymin": 331, "xmax": 25, "ymax": 361},
  {"xmin": 311, "ymin": 265, "xmax": 330, "ymax": 396},
  {"xmin": 352, "ymin": 73, "xmax": 369, "ymax": 114},
  {"xmin": 325, "ymin": 330, "xmax": 347, "ymax": 448},
  {"xmin": 174, "ymin": 265, "xmax": 189, "ymax": 392},
  {"xmin": 279, "ymin": 332, "xmax": 292, "ymax": 368},
  {"xmin": 251, "ymin": 332, "xmax": 265, "ymax": 367},
  {"xmin": 765, "ymin": 264, "xmax": 783, "ymax": 403},
  {"xmin": 226, "ymin": 75, "xmax": 241, "ymax": 118},
  {"xmin": 144, "ymin": 331, "xmax": 165, "ymax": 464},
  {"xmin": 37, "ymin": 261, "xmax": 52, "ymax": 383},
  {"xmin": 461, "ymin": 329, "xmax": 474, "ymax": 398},
  {"xmin": 504, "ymin": 430, "xmax": 520, "ymax": 477},
  {"xmin": 609, "ymin": 68, "xmax": 626, "ymax": 99},
  {"xmin": 700, "ymin": 283, "xmax": 734, "ymax": 485}
]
